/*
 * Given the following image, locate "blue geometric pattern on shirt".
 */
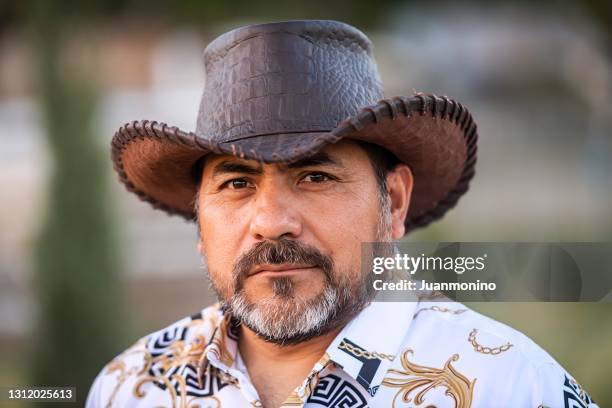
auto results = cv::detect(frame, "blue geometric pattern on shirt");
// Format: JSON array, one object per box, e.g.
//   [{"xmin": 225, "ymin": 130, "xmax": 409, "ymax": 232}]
[
  {"xmin": 307, "ymin": 374, "xmax": 368, "ymax": 407},
  {"xmin": 563, "ymin": 374, "xmax": 595, "ymax": 408},
  {"xmin": 145, "ymin": 313, "xmax": 232, "ymax": 398},
  {"xmin": 337, "ymin": 338, "xmax": 381, "ymax": 396}
]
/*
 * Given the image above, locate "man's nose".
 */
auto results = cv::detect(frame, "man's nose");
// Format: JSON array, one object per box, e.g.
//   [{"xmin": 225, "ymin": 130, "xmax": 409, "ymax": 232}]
[{"xmin": 249, "ymin": 183, "xmax": 302, "ymax": 240}]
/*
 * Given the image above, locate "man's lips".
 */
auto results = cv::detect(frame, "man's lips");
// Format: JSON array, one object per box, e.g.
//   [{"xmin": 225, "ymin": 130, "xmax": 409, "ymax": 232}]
[{"xmin": 248, "ymin": 263, "xmax": 317, "ymax": 277}]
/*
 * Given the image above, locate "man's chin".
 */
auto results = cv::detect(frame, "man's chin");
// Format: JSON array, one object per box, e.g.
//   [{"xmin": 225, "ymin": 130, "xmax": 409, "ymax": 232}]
[
  {"xmin": 244, "ymin": 321, "xmax": 336, "ymax": 346},
  {"xmin": 227, "ymin": 289, "xmax": 342, "ymax": 346},
  {"xmin": 241, "ymin": 298, "xmax": 365, "ymax": 346}
]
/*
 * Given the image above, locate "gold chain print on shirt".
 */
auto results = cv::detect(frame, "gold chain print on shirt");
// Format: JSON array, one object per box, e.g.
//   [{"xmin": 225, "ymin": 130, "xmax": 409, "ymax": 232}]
[{"xmin": 467, "ymin": 329, "xmax": 513, "ymax": 355}]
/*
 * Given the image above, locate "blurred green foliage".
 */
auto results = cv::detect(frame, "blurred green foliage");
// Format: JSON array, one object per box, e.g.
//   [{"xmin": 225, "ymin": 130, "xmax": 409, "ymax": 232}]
[
  {"xmin": 2, "ymin": 0, "xmax": 400, "ymax": 30},
  {"xmin": 1, "ymin": 0, "xmax": 611, "ymax": 36},
  {"xmin": 27, "ymin": 1, "xmax": 125, "ymax": 405}
]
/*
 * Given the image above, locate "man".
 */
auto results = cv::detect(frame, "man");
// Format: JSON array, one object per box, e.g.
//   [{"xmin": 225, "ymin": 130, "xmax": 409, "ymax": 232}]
[{"xmin": 87, "ymin": 20, "xmax": 597, "ymax": 407}]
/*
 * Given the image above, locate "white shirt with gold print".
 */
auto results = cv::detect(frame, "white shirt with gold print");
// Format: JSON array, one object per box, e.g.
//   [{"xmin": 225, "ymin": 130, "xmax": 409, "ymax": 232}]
[{"xmin": 86, "ymin": 300, "xmax": 598, "ymax": 407}]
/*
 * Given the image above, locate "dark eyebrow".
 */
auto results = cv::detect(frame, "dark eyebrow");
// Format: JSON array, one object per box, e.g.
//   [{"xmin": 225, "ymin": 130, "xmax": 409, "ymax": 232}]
[
  {"xmin": 211, "ymin": 161, "xmax": 262, "ymax": 178},
  {"xmin": 210, "ymin": 151, "xmax": 341, "ymax": 179}
]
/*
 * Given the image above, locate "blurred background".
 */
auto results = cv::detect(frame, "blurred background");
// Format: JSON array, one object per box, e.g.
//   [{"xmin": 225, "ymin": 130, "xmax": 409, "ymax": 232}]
[{"xmin": 1, "ymin": 0, "xmax": 611, "ymax": 406}]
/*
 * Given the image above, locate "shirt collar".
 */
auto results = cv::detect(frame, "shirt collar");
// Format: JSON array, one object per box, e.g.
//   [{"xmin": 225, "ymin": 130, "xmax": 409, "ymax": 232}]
[
  {"xmin": 198, "ymin": 308, "xmax": 239, "ymax": 379},
  {"xmin": 198, "ymin": 299, "xmax": 418, "ymax": 397},
  {"xmin": 324, "ymin": 300, "xmax": 418, "ymax": 396}
]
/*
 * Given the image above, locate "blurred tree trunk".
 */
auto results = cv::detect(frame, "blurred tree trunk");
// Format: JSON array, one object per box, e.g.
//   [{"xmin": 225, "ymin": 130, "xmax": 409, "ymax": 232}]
[{"xmin": 28, "ymin": 3, "xmax": 125, "ymax": 406}]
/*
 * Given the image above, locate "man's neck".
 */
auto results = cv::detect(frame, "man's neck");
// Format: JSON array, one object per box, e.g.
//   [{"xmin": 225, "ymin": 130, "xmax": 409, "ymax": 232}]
[{"xmin": 238, "ymin": 326, "xmax": 342, "ymax": 407}]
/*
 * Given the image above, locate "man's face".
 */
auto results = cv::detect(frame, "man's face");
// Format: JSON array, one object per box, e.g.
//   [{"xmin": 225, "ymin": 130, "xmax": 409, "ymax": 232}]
[{"xmin": 197, "ymin": 140, "xmax": 410, "ymax": 345}]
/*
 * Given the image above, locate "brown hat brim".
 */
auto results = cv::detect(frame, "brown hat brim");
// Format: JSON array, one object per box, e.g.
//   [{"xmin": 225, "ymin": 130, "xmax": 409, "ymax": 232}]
[{"xmin": 111, "ymin": 94, "xmax": 477, "ymax": 232}]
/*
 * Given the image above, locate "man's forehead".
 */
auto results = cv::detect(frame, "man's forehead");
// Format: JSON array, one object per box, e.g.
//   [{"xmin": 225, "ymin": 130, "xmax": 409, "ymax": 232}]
[{"xmin": 203, "ymin": 140, "xmax": 363, "ymax": 174}]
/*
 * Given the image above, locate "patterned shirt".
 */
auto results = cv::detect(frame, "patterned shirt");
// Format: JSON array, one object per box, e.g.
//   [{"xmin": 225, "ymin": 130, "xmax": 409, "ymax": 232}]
[{"xmin": 86, "ymin": 298, "xmax": 598, "ymax": 407}]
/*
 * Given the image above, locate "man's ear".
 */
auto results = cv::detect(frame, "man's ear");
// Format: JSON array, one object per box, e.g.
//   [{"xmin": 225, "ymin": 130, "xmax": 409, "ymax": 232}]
[{"xmin": 386, "ymin": 164, "xmax": 413, "ymax": 239}]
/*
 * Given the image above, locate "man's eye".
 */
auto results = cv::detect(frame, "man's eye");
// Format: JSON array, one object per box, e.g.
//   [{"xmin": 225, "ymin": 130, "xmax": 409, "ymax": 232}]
[
  {"xmin": 301, "ymin": 172, "xmax": 333, "ymax": 183},
  {"xmin": 223, "ymin": 178, "xmax": 252, "ymax": 190}
]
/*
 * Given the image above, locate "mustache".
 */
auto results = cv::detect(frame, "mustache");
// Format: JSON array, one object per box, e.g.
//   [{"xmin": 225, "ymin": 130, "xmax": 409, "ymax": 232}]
[{"xmin": 232, "ymin": 239, "xmax": 333, "ymax": 291}]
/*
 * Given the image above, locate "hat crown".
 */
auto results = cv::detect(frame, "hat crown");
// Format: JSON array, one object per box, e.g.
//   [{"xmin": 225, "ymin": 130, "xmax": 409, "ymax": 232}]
[{"xmin": 196, "ymin": 20, "xmax": 384, "ymax": 143}]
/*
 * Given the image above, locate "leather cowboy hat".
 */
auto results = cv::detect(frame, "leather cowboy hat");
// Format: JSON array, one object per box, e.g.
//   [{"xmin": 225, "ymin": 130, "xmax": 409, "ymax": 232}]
[{"xmin": 111, "ymin": 20, "xmax": 477, "ymax": 232}]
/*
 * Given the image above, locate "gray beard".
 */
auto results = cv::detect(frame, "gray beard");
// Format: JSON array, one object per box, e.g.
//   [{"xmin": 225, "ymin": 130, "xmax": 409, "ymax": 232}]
[{"xmin": 226, "ymin": 278, "xmax": 353, "ymax": 345}]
